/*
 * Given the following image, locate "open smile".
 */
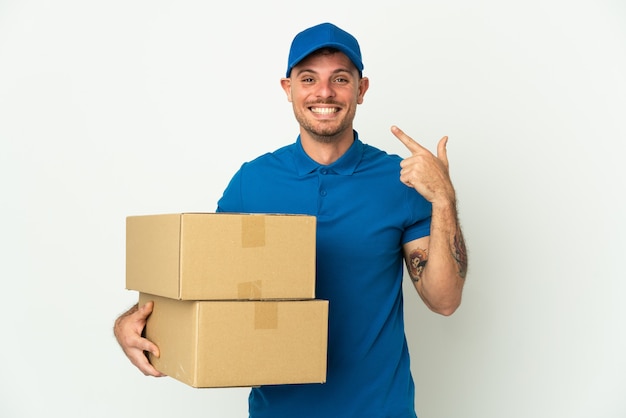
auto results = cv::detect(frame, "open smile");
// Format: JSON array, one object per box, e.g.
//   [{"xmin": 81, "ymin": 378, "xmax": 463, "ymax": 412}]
[{"xmin": 310, "ymin": 107, "xmax": 339, "ymax": 114}]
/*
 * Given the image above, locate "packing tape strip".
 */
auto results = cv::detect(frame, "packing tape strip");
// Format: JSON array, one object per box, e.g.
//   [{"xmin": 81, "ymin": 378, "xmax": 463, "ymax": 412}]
[
  {"xmin": 238, "ymin": 280, "xmax": 263, "ymax": 299},
  {"xmin": 254, "ymin": 302, "xmax": 278, "ymax": 329},
  {"xmin": 241, "ymin": 215, "xmax": 266, "ymax": 248}
]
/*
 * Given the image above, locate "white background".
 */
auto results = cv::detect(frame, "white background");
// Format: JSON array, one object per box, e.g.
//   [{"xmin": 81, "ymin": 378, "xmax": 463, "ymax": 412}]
[{"xmin": 1, "ymin": 1, "xmax": 625, "ymax": 417}]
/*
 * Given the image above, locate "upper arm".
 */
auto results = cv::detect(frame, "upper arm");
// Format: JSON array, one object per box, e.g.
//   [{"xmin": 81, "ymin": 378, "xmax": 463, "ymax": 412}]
[{"xmin": 402, "ymin": 235, "xmax": 430, "ymax": 283}]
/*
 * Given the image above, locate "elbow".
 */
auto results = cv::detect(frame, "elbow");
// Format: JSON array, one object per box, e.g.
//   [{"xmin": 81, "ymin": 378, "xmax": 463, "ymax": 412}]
[
  {"xmin": 416, "ymin": 272, "xmax": 465, "ymax": 316},
  {"xmin": 429, "ymin": 296, "xmax": 462, "ymax": 317},
  {"xmin": 433, "ymin": 304, "xmax": 459, "ymax": 317}
]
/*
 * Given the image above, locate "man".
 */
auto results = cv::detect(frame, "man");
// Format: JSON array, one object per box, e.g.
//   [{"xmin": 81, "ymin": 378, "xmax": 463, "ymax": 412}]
[{"xmin": 114, "ymin": 22, "xmax": 467, "ymax": 417}]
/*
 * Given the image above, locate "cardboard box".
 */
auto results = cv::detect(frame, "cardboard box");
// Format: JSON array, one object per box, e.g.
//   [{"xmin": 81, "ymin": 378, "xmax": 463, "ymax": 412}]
[
  {"xmin": 139, "ymin": 293, "xmax": 328, "ymax": 388},
  {"xmin": 126, "ymin": 213, "xmax": 317, "ymax": 300}
]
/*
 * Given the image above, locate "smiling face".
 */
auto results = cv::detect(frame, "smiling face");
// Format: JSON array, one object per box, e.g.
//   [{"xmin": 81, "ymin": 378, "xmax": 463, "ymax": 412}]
[{"xmin": 281, "ymin": 49, "xmax": 369, "ymax": 145}]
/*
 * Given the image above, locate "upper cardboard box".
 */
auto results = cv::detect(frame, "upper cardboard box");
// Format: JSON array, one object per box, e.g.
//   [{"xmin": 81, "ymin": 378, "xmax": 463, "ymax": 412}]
[{"xmin": 126, "ymin": 213, "xmax": 317, "ymax": 300}]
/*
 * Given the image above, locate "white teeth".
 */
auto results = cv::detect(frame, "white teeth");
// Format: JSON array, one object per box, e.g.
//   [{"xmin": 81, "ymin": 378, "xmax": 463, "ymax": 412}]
[{"xmin": 311, "ymin": 107, "xmax": 337, "ymax": 114}]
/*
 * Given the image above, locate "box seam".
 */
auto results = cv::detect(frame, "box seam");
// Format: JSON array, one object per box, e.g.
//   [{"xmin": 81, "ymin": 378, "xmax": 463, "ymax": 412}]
[
  {"xmin": 177, "ymin": 214, "xmax": 183, "ymax": 299},
  {"xmin": 193, "ymin": 301, "xmax": 200, "ymax": 387}
]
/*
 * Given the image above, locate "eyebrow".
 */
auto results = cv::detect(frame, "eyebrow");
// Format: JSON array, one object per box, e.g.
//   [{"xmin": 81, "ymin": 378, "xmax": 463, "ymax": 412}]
[{"xmin": 293, "ymin": 67, "xmax": 354, "ymax": 77}]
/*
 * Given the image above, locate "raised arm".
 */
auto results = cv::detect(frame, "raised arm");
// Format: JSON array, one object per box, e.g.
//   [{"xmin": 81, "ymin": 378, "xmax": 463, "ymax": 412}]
[{"xmin": 392, "ymin": 125, "xmax": 467, "ymax": 315}]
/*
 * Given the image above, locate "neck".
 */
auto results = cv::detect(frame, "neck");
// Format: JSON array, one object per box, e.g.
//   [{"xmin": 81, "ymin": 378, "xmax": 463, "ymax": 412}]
[{"xmin": 300, "ymin": 129, "xmax": 355, "ymax": 165}]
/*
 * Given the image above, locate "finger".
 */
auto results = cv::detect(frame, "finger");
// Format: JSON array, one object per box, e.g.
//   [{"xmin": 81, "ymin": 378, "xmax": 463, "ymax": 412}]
[
  {"xmin": 142, "ymin": 364, "xmax": 166, "ymax": 377},
  {"xmin": 137, "ymin": 301, "xmax": 154, "ymax": 320},
  {"xmin": 131, "ymin": 351, "xmax": 166, "ymax": 377},
  {"xmin": 131, "ymin": 336, "xmax": 166, "ymax": 376},
  {"xmin": 390, "ymin": 125, "xmax": 426, "ymax": 154},
  {"xmin": 142, "ymin": 339, "xmax": 161, "ymax": 358},
  {"xmin": 437, "ymin": 136, "xmax": 449, "ymax": 169}
]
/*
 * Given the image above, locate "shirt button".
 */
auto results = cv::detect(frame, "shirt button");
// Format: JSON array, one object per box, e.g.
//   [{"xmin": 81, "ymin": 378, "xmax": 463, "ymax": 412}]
[
  {"xmin": 320, "ymin": 189, "xmax": 327, "ymax": 196},
  {"xmin": 320, "ymin": 169, "xmax": 328, "ymax": 175}
]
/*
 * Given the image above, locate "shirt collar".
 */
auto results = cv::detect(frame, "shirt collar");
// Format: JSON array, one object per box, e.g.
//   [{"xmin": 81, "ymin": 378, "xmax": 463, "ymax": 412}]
[{"xmin": 294, "ymin": 130, "xmax": 364, "ymax": 176}]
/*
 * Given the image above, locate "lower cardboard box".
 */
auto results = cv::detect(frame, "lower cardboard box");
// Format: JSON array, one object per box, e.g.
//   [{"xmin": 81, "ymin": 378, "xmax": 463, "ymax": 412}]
[{"xmin": 139, "ymin": 293, "xmax": 329, "ymax": 388}]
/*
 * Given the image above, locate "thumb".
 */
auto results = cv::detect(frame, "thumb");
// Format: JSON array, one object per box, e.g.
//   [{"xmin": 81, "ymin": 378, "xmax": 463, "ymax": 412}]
[
  {"xmin": 138, "ymin": 301, "xmax": 154, "ymax": 319},
  {"xmin": 437, "ymin": 136, "xmax": 449, "ymax": 169}
]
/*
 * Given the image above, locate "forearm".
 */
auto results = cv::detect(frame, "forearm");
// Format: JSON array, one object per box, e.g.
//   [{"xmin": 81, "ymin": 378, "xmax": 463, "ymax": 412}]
[{"xmin": 416, "ymin": 200, "xmax": 467, "ymax": 315}]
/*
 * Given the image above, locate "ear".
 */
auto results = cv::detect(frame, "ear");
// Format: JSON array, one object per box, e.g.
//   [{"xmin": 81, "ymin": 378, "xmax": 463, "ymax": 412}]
[
  {"xmin": 280, "ymin": 78, "xmax": 293, "ymax": 102},
  {"xmin": 357, "ymin": 76, "xmax": 369, "ymax": 104}
]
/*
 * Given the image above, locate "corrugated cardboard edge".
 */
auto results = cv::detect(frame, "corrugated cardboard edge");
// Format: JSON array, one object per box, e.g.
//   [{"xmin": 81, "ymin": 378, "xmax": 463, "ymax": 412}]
[
  {"xmin": 192, "ymin": 300, "xmax": 201, "ymax": 387},
  {"xmin": 176, "ymin": 214, "xmax": 183, "ymax": 299},
  {"xmin": 318, "ymin": 300, "xmax": 329, "ymax": 383}
]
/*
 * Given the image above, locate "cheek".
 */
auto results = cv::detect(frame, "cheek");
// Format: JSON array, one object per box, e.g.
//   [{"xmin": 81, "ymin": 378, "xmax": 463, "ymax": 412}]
[{"xmin": 289, "ymin": 89, "xmax": 306, "ymax": 104}]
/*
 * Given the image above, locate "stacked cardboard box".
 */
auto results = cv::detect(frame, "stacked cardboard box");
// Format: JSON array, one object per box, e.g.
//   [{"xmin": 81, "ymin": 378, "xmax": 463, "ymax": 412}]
[{"xmin": 126, "ymin": 213, "xmax": 328, "ymax": 388}]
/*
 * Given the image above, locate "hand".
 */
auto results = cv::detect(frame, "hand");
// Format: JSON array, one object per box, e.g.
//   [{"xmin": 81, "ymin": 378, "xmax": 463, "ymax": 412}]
[
  {"xmin": 113, "ymin": 301, "xmax": 166, "ymax": 377},
  {"xmin": 391, "ymin": 125, "xmax": 455, "ymax": 206}
]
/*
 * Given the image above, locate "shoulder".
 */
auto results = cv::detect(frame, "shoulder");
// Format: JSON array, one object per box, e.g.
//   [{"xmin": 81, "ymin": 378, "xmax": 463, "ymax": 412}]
[
  {"xmin": 358, "ymin": 139, "xmax": 431, "ymax": 214},
  {"xmin": 238, "ymin": 143, "xmax": 297, "ymax": 171},
  {"xmin": 357, "ymin": 141, "xmax": 403, "ymax": 172}
]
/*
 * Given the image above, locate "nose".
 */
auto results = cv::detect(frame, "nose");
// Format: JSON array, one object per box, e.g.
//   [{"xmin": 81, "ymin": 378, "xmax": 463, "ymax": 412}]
[{"xmin": 315, "ymin": 79, "xmax": 335, "ymax": 99}]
